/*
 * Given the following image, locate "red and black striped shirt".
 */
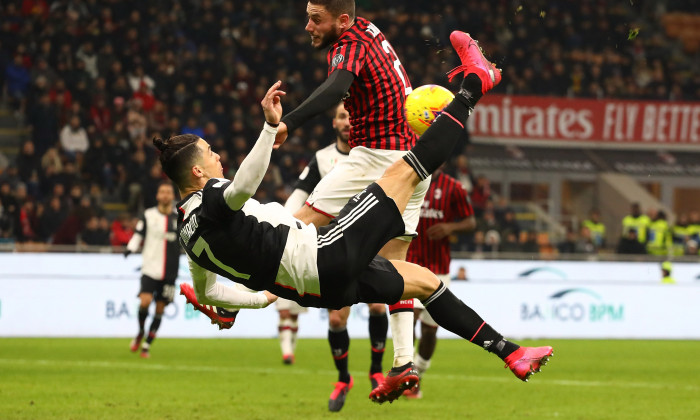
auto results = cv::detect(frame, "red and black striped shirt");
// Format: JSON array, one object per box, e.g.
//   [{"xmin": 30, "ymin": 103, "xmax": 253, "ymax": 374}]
[
  {"xmin": 407, "ymin": 172, "xmax": 474, "ymax": 274},
  {"xmin": 327, "ymin": 17, "xmax": 417, "ymax": 151}
]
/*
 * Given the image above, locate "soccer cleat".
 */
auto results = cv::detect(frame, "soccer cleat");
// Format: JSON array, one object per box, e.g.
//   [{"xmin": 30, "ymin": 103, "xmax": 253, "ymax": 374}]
[
  {"xmin": 328, "ymin": 376, "xmax": 353, "ymax": 412},
  {"xmin": 130, "ymin": 334, "xmax": 143, "ymax": 352},
  {"xmin": 402, "ymin": 382, "xmax": 422, "ymax": 399},
  {"xmin": 140, "ymin": 349, "xmax": 150, "ymax": 359},
  {"xmin": 180, "ymin": 283, "xmax": 239, "ymax": 330},
  {"xmin": 282, "ymin": 354, "xmax": 295, "ymax": 365},
  {"xmin": 369, "ymin": 372, "xmax": 385, "ymax": 390},
  {"xmin": 369, "ymin": 363, "xmax": 420, "ymax": 404},
  {"xmin": 446, "ymin": 31, "xmax": 502, "ymax": 93},
  {"xmin": 504, "ymin": 346, "xmax": 554, "ymax": 382}
]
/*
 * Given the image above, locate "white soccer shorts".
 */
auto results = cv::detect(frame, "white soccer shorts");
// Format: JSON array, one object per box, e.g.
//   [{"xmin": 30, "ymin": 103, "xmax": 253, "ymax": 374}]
[{"xmin": 305, "ymin": 146, "xmax": 431, "ymax": 239}]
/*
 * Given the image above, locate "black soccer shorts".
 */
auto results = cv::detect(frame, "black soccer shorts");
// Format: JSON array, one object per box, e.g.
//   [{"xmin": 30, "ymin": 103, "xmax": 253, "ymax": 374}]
[
  {"xmin": 315, "ymin": 182, "xmax": 406, "ymax": 309},
  {"xmin": 138, "ymin": 275, "xmax": 177, "ymax": 304}
]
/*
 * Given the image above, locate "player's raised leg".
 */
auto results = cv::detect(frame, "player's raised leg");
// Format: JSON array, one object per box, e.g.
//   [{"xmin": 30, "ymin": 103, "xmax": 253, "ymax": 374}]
[
  {"xmin": 370, "ymin": 32, "xmax": 551, "ymax": 403},
  {"xmin": 393, "ymin": 260, "xmax": 552, "ymax": 382}
]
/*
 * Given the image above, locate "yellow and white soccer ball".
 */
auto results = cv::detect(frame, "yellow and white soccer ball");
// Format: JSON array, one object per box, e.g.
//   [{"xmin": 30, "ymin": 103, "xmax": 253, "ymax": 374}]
[{"xmin": 404, "ymin": 84, "xmax": 454, "ymax": 135}]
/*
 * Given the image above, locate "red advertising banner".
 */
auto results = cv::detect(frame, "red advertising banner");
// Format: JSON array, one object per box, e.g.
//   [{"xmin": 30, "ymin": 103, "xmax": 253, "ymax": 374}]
[{"xmin": 468, "ymin": 95, "xmax": 700, "ymax": 148}]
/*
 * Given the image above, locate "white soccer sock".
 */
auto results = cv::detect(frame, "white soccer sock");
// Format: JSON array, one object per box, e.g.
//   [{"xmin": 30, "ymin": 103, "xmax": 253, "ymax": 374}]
[
  {"xmin": 390, "ymin": 311, "xmax": 414, "ymax": 367},
  {"xmin": 279, "ymin": 318, "xmax": 294, "ymax": 356},
  {"xmin": 414, "ymin": 353, "xmax": 431, "ymax": 376},
  {"xmin": 290, "ymin": 319, "xmax": 299, "ymax": 352}
]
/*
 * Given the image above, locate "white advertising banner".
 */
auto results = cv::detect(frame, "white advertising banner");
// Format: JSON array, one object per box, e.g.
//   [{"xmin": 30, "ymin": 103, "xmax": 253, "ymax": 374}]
[
  {"xmin": 448, "ymin": 259, "xmax": 700, "ymax": 284},
  {"xmin": 0, "ymin": 254, "xmax": 698, "ymax": 339}
]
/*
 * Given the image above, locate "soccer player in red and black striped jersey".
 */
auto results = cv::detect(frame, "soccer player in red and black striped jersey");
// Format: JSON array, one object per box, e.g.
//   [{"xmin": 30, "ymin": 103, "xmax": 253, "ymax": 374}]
[
  {"xmin": 404, "ymin": 169, "xmax": 476, "ymax": 398},
  {"xmin": 273, "ymin": 1, "xmax": 425, "ymax": 406}
]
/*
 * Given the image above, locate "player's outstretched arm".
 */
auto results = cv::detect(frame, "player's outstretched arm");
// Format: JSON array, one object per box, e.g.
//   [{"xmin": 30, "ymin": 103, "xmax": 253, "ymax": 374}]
[
  {"xmin": 223, "ymin": 81, "xmax": 286, "ymax": 211},
  {"xmin": 189, "ymin": 257, "xmax": 277, "ymax": 309}
]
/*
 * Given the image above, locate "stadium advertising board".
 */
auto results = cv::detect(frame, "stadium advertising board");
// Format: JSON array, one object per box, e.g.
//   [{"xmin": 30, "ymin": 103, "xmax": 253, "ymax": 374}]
[
  {"xmin": 470, "ymin": 94, "xmax": 700, "ymax": 148},
  {"xmin": 0, "ymin": 254, "xmax": 698, "ymax": 339}
]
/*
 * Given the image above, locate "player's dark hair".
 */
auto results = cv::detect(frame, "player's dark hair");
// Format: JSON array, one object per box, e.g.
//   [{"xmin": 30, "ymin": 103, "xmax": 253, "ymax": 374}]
[
  {"xmin": 153, "ymin": 134, "xmax": 201, "ymax": 188},
  {"xmin": 157, "ymin": 180, "xmax": 175, "ymax": 190},
  {"xmin": 309, "ymin": 0, "xmax": 355, "ymax": 19}
]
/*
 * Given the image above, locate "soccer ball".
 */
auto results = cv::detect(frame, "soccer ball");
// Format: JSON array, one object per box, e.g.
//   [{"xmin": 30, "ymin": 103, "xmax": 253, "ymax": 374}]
[{"xmin": 404, "ymin": 84, "xmax": 455, "ymax": 135}]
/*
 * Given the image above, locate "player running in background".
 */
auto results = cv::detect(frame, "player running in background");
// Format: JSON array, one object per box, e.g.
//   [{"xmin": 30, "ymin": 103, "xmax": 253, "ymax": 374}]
[
  {"xmin": 125, "ymin": 182, "xmax": 180, "ymax": 358},
  {"xmin": 276, "ymin": 102, "xmax": 389, "ymax": 410},
  {"xmin": 273, "ymin": 0, "xmax": 424, "ymax": 400},
  {"xmin": 163, "ymin": 31, "xmax": 553, "ymax": 404},
  {"xmin": 404, "ymin": 168, "xmax": 476, "ymax": 399}
]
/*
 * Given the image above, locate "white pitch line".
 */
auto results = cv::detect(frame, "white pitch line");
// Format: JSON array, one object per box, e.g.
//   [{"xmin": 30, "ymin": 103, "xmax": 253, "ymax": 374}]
[{"xmin": 0, "ymin": 358, "xmax": 696, "ymax": 392}]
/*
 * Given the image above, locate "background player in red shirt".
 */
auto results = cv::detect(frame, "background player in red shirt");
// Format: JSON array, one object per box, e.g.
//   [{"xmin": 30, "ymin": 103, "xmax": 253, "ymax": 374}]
[
  {"xmin": 272, "ymin": 0, "xmax": 427, "ymax": 405},
  {"xmin": 405, "ymin": 168, "xmax": 476, "ymax": 398}
]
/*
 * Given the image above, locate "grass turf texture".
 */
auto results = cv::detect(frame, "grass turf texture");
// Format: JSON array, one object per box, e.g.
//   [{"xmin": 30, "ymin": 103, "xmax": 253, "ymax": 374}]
[{"xmin": 0, "ymin": 338, "xmax": 697, "ymax": 419}]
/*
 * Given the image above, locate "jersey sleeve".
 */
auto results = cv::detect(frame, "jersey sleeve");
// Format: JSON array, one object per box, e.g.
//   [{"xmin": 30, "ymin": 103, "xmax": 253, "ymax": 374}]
[
  {"xmin": 223, "ymin": 123, "xmax": 277, "ymax": 210},
  {"xmin": 329, "ymin": 40, "xmax": 367, "ymax": 77},
  {"xmin": 293, "ymin": 155, "xmax": 322, "ymax": 194},
  {"xmin": 452, "ymin": 182, "xmax": 474, "ymax": 219},
  {"xmin": 188, "ymin": 256, "xmax": 269, "ymax": 309},
  {"xmin": 126, "ymin": 215, "xmax": 146, "ymax": 252}
]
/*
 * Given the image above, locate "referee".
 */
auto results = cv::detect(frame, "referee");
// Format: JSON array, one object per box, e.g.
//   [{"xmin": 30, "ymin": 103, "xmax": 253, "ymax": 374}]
[{"xmin": 125, "ymin": 181, "xmax": 180, "ymax": 358}]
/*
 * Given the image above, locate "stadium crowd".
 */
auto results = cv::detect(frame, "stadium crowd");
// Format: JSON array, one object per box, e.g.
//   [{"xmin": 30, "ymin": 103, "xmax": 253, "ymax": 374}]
[{"xmin": 0, "ymin": 0, "xmax": 698, "ymax": 255}]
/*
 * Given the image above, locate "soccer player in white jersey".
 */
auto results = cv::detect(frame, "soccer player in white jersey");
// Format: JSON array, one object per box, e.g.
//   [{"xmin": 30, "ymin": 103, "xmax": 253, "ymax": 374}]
[
  {"xmin": 125, "ymin": 182, "xmax": 180, "ymax": 358},
  {"xmin": 159, "ymin": 32, "xmax": 554, "ymax": 404},
  {"xmin": 275, "ymin": 103, "xmax": 389, "ymax": 411}
]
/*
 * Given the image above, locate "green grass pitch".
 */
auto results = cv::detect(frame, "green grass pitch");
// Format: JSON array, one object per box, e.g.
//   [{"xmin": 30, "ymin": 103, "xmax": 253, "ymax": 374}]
[{"xmin": 0, "ymin": 338, "xmax": 698, "ymax": 419}]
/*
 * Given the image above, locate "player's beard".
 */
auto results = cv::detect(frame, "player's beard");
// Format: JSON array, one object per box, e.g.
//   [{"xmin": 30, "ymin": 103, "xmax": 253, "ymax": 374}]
[
  {"xmin": 334, "ymin": 127, "xmax": 350, "ymax": 144},
  {"xmin": 314, "ymin": 24, "xmax": 341, "ymax": 50}
]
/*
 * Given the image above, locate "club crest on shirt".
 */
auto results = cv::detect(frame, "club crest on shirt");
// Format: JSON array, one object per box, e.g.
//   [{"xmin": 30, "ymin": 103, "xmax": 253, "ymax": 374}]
[{"xmin": 331, "ymin": 53, "xmax": 344, "ymax": 67}]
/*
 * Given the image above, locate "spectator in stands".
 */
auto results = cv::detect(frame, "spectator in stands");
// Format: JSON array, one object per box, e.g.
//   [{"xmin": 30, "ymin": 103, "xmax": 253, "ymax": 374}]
[
  {"xmin": 1, "ymin": 0, "xmax": 697, "ymax": 246},
  {"xmin": 582, "ymin": 209, "xmax": 606, "ymax": 250},
  {"xmin": 0, "ymin": 199, "xmax": 13, "ymax": 241},
  {"xmin": 16, "ymin": 141, "xmax": 41, "ymax": 195},
  {"xmin": 469, "ymin": 230, "xmax": 489, "ymax": 254},
  {"xmin": 646, "ymin": 210, "xmax": 671, "ymax": 256},
  {"xmin": 59, "ymin": 115, "xmax": 89, "ymax": 157},
  {"xmin": 476, "ymin": 209, "xmax": 500, "ymax": 235},
  {"xmin": 469, "ymin": 174, "xmax": 491, "ymax": 218},
  {"xmin": 126, "ymin": 99, "xmax": 147, "ymax": 141},
  {"xmin": 616, "ymin": 230, "xmax": 647, "ymax": 255},
  {"xmin": 52, "ymin": 195, "xmax": 94, "ymax": 245},
  {"xmin": 16, "ymin": 195, "xmax": 38, "ymax": 243},
  {"xmin": 500, "ymin": 231, "xmax": 522, "ymax": 253},
  {"xmin": 110, "ymin": 212, "xmax": 135, "ymax": 247},
  {"xmin": 622, "ymin": 203, "xmax": 650, "ymax": 245},
  {"xmin": 672, "ymin": 213, "xmax": 691, "ymax": 256},
  {"xmin": 484, "ymin": 230, "xmax": 501, "ymax": 253},
  {"xmin": 27, "ymin": 93, "xmax": 59, "ymax": 155},
  {"xmin": 37, "ymin": 195, "xmax": 67, "ymax": 242},
  {"xmin": 520, "ymin": 231, "xmax": 540, "ymax": 254},
  {"xmin": 689, "ymin": 211, "xmax": 700, "ymax": 244},
  {"xmin": 79, "ymin": 215, "xmax": 111, "ymax": 246},
  {"xmin": 5, "ymin": 55, "xmax": 30, "ymax": 111},
  {"xmin": 500, "ymin": 210, "xmax": 521, "ymax": 240}
]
